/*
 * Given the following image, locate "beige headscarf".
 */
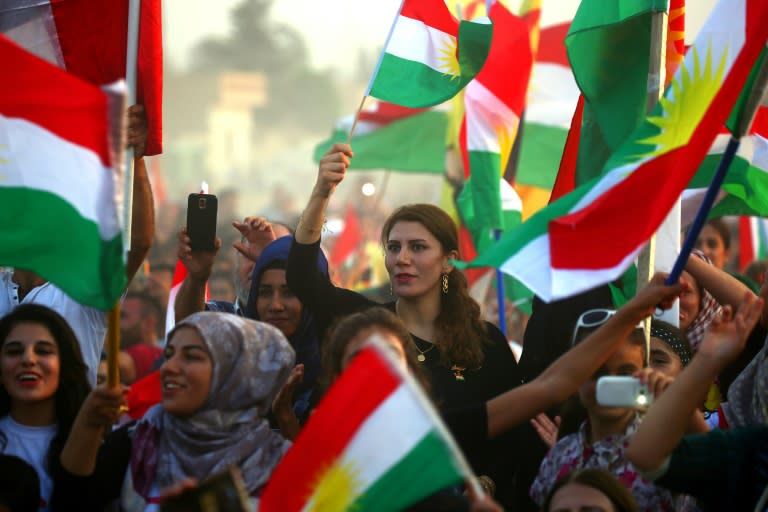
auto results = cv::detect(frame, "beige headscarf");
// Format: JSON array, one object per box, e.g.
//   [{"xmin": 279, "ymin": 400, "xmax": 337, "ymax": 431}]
[{"xmin": 131, "ymin": 312, "xmax": 295, "ymax": 496}]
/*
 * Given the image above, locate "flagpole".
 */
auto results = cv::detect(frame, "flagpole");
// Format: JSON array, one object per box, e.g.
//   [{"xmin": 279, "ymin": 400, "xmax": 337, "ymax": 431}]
[
  {"xmin": 636, "ymin": 8, "xmax": 668, "ymax": 363},
  {"xmin": 107, "ymin": 0, "xmax": 140, "ymax": 395},
  {"xmin": 346, "ymin": 95, "xmax": 367, "ymax": 143},
  {"xmin": 122, "ymin": 0, "xmax": 141, "ymax": 250},
  {"xmin": 106, "ymin": 302, "xmax": 122, "ymax": 388},
  {"xmin": 666, "ymin": 49, "xmax": 768, "ymax": 285}
]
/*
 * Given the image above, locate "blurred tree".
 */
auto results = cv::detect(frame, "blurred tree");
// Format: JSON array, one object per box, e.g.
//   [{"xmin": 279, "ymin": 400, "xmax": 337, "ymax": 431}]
[{"xmin": 190, "ymin": 0, "xmax": 340, "ymax": 132}]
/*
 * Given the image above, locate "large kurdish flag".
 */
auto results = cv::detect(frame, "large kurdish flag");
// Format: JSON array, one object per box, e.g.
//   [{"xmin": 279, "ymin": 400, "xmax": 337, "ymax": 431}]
[
  {"xmin": 460, "ymin": 0, "xmax": 768, "ymax": 302},
  {"xmin": 0, "ymin": 35, "xmax": 125, "ymax": 309},
  {"xmin": 367, "ymin": 0, "xmax": 493, "ymax": 108},
  {"xmin": 313, "ymin": 101, "xmax": 448, "ymax": 174},
  {"xmin": 260, "ymin": 339, "xmax": 473, "ymax": 511}
]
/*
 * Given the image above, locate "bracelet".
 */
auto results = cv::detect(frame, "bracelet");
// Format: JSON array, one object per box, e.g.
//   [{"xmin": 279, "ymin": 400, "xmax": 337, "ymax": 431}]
[{"xmin": 298, "ymin": 213, "xmax": 326, "ymax": 234}]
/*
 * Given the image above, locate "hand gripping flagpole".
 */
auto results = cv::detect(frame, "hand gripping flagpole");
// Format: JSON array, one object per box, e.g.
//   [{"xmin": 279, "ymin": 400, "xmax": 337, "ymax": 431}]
[{"xmin": 666, "ymin": 49, "xmax": 768, "ymax": 286}]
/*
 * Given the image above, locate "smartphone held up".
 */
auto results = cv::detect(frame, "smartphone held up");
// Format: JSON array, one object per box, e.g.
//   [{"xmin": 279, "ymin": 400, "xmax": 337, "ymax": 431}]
[{"xmin": 187, "ymin": 192, "xmax": 218, "ymax": 251}]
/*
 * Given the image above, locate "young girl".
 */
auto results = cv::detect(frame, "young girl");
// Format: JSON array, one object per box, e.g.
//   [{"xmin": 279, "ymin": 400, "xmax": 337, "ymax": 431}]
[{"xmin": 0, "ymin": 304, "xmax": 91, "ymax": 511}]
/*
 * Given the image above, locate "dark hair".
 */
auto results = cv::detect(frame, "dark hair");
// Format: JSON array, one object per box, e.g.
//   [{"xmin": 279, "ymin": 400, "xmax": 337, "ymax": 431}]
[
  {"xmin": 380, "ymin": 204, "xmax": 487, "ymax": 368},
  {"xmin": 704, "ymin": 218, "xmax": 731, "ymax": 250},
  {"xmin": 0, "ymin": 454, "xmax": 40, "ymax": 512},
  {"xmin": 0, "ymin": 304, "xmax": 91, "ymax": 473},
  {"xmin": 124, "ymin": 290, "xmax": 164, "ymax": 339},
  {"xmin": 321, "ymin": 307, "xmax": 431, "ymax": 396},
  {"xmin": 542, "ymin": 468, "xmax": 638, "ymax": 512}
]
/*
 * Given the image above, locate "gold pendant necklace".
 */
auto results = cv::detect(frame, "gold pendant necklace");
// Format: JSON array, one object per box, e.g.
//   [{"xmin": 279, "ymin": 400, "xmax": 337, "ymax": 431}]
[{"xmin": 414, "ymin": 341, "xmax": 436, "ymax": 362}]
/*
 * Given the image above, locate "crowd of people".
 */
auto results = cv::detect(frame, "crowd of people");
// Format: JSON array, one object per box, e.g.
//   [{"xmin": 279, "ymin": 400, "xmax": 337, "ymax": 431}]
[{"xmin": 2, "ymin": 120, "xmax": 768, "ymax": 512}]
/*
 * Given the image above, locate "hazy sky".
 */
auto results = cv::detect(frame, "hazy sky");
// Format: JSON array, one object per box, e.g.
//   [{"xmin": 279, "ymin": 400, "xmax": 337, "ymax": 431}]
[{"xmin": 164, "ymin": 0, "xmax": 717, "ymax": 71}]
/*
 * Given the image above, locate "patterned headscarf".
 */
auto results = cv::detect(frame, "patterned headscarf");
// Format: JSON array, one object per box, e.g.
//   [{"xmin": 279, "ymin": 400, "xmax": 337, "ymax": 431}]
[
  {"xmin": 131, "ymin": 312, "xmax": 295, "ymax": 496},
  {"xmin": 685, "ymin": 250, "xmax": 723, "ymax": 352},
  {"xmin": 722, "ymin": 333, "xmax": 768, "ymax": 427}
]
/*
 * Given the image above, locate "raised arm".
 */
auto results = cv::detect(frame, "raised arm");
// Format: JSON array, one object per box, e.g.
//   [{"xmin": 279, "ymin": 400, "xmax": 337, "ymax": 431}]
[
  {"xmin": 60, "ymin": 386, "xmax": 126, "ymax": 476},
  {"xmin": 294, "ymin": 143, "xmax": 352, "ymax": 244},
  {"xmin": 173, "ymin": 227, "xmax": 222, "ymax": 323},
  {"xmin": 125, "ymin": 105, "xmax": 155, "ymax": 282},
  {"xmin": 685, "ymin": 253, "xmax": 756, "ymax": 309},
  {"xmin": 486, "ymin": 273, "xmax": 684, "ymax": 439},
  {"xmin": 626, "ymin": 292, "xmax": 763, "ymax": 472}
]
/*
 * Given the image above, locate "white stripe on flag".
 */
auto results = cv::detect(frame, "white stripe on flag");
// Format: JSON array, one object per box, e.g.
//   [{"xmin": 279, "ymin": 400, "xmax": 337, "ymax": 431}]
[
  {"xmin": 525, "ymin": 63, "xmax": 579, "ymax": 128},
  {"xmin": 464, "ymin": 80, "xmax": 518, "ymax": 152},
  {"xmin": 385, "ymin": 16, "xmax": 456, "ymax": 74},
  {"xmin": 0, "ymin": 114, "xmax": 119, "ymax": 239},
  {"xmin": 338, "ymin": 385, "xmax": 432, "ymax": 495}
]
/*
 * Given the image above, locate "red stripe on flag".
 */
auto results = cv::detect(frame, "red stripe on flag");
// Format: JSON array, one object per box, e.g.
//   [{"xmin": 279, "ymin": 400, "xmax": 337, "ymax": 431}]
[
  {"xmin": 479, "ymin": 2, "xmax": 532, "ymax": 110},
  {"xmin": 0, "ymin": 35, "xmax": 111, "ymax": 166},
  {"xmin": 329, "ymin": 205, "xmax": 362, "ymax": 267},
  {"xmin": 358, "ymin": 102, "xmax": 428, "ymax": 125},
  {"xmin": 549, "ymin": 94, "xmax": 584, "ymax": 204},
  {"xmin": 50, "ymin": 0, "xmax": 163, "ymax": 156},
  {"xmin": 260, "ymin": 347, "xmax": 400, "ymax": 511},
  {"xmin": 550, "ymin": 13, "xmax": 768, "ymax": 271},
  {"xmin": 399, "ymin": 0, "xmax": 458, "ymax": 36},
  {"xmin": 739, "ymin": 217, "xmax": 756, "ymax": 272},
  {"xmin": 537, "ymin": 22, "xmax": 570, "ymax": 67}
]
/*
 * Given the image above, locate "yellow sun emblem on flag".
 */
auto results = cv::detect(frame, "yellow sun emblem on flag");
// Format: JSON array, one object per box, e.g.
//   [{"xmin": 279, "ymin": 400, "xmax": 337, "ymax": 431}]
[
  {"xmin": 437, "ymin": 37, "xmax": 462, "ymax": 80},
  {"xmin": 635, "ymin": 43, "xmax": 727, "ymax": 158},
  {"xmin": 307, "ymin": 460, "xmax": 363, "ymax": 511}
]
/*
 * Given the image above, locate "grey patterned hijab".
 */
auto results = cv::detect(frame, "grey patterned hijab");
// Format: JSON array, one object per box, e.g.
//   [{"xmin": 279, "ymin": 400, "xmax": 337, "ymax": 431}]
[
  {"xmin": 133, "ymin": 312, "xmax": 295, "ymax": 494},
  {"xmin": 722, "ymin": 333, "xmax": 768, "ymax": 427}
]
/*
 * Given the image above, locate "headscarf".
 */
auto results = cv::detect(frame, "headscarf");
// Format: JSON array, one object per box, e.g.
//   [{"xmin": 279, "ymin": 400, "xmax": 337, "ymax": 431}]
[
  {"xmin": 244, "ymin": 236, "xmax": 328, "ymax": 400},
  {"xmin": 721, "ymin": 333, "xmax": 768, "ymax": 427},
  {"xmin": 650, "ymin": 319, "xmax": 693, "ymax": 366},
  {"xmin": 131, "ymin": 312, "xmax": 295, "ymax": 496},
  {"xmin": 685, "ymin": 249, "xmax": 723, "ymax": 352}
]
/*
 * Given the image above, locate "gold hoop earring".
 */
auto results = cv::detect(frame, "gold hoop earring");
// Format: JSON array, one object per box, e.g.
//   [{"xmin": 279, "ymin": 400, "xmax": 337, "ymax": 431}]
[{"xmin": 442, "ymin": 273, "xmax": 449, "ymax": 294}]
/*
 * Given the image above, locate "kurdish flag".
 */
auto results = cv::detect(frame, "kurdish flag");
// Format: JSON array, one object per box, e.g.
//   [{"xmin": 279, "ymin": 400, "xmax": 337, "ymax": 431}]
[
  {"xmin": 688, "ymin": 105, "xmax": 768, "ymax": 218},
  {"xmin": 0, "ymin": 0, "xmax": 163, "ymax": 155},
  {"xmin": 460, "ymin": 0, "xmax": 768, "ymax": 302},
  {"xmin": 458, "ymin": 0, "xmax": 532, "ymax": 231},
  {"xmin": 367, "ymin": 0, "xmax": 493, "ymax": 108},
  {"xmin": 739, "ymin": 216, "xmax": 768, "ymax": 271},
  {"xmin": 0, "ymin": 35, "xmax": 125, "ymax": 309},
  {"xmin": 261, "ymin": 338, "xmax": 474, "ymax": 511},
  {"xmin": 313, "ymin": 101, "xmax": 447, "ymax": 174}
]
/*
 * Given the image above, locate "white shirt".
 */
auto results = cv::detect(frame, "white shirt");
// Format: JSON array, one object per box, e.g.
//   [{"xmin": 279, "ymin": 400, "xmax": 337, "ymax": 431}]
[
  {"xmin": 0, "ymin": 415, "xmax": 57, "ymax": 512},
  {"xmin": 0, "ymin": 270, "xmax": 106, "ymax": 386}
]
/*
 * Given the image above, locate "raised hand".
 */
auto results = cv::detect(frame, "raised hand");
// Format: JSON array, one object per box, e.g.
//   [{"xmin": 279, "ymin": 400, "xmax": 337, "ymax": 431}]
[
  {"xmin": 126, "ymin": 104, "xmax": 148, "ymax": 159},
  {"xmin": 232, "ymin": 216, "xmax": 277, "ymax": 263},
  {"xmin": 314, "ymin": 143, "xmax": 353, "ymax": 198},
  {"xmin": 78, "ymin": 385, "xmax": 128, "ymax": 429},
  {"xmin": 627, "ymin": 272, "xmax": 687, "ymax": 318},
  {"xmin": 697, "ymin": 292, "xmax": 763, "ymax": 365},
  {"xmin": 176, "ymin": 226, "xmax": 221, "ymax": 282},
  {"xmin": 530, "ymin": 413, "xmax": 561, "ymax": 449}
]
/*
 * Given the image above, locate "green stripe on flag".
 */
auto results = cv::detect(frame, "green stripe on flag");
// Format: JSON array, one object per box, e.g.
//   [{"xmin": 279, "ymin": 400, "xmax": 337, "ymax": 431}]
[
  {"xmin": 351, "ymin": 430, "xmax": 464, "ymax": 511},
  {"xmin": 566, "ymin": 0, "xmax": 666, "ymax": 185},
  {"xmin": 516, "ymin": 122, "xmax": 569, "ymax": 188},
  {"xmin": 313, "ymin": 110, "xmax": 447, "ymax": 173},
  {"xmin": 0, "ymin": 188, "xmax": 125, "ymax": 309},
  {"xmin": 690, "ymin": 154, "xmax": 768, "ymax": 218}
]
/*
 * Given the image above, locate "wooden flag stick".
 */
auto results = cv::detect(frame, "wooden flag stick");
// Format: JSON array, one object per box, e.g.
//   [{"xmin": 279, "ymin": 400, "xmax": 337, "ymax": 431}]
[
  {"xmin": 122, "ymin": 0, "xmax": 141, "ymax": 250},
  {"xmin": 106, "ymin": 302, "xmax": 122, "ymax": 388},
  {"xmin": 346, "ymin": 95, "xmax": 368, "ymax": 143}
]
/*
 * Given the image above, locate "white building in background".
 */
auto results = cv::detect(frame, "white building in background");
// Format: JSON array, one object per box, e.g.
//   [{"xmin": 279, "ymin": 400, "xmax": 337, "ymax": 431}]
[{"xmin": 207, "ymin": 72, "xmax": 266, "ymax": 184}]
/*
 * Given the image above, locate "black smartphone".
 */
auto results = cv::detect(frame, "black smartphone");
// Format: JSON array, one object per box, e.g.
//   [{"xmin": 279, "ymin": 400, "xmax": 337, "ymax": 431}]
[
  {"xmin": 187, "ymin": 193, "xmax": 218, "ymax": 251},
  {"xmin": 160, "ymin": 467, "xmax": 250, "ymax": 512}
]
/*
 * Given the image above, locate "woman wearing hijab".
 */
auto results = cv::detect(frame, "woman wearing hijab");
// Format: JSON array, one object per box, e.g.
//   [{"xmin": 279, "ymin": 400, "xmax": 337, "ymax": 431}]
[
  {"xmin": 244, "ymin": 236, "xmax": 327, "ymax": 423},
  {"xmin": 51, "ymin": 313, "xmax": 294, "ymax": 511}
]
